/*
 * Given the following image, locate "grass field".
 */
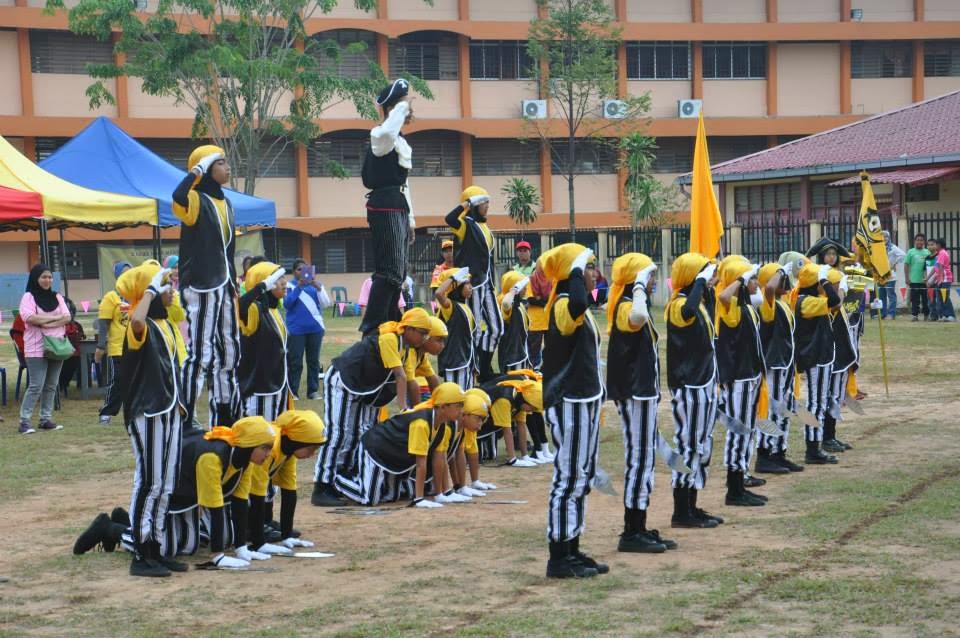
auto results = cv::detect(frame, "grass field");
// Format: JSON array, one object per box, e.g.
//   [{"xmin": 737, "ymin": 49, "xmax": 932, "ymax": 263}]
[{"xmin": 0, "ymin": 312, "xmax": 958, "ymax": 637}]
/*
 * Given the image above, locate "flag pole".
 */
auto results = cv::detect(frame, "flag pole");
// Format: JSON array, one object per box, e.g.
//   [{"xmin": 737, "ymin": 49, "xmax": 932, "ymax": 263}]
[{"xmin": 874, "ymin": 277, "xmax": 890, "ymax": 397}]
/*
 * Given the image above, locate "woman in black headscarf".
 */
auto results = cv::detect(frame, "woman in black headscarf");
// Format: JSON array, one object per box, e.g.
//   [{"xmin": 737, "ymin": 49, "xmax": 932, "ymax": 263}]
[{"xmin": 17, "ymin": 264, "xmax": 71, "ymax": 434}]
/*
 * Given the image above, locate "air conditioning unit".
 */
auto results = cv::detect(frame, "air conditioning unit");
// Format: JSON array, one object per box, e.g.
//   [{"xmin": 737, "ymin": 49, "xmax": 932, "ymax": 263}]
[
  {"xmin": 522, "ymin": 99, "xmax": 547, "ymax": 119},
  {"xmin": 678, "ymin": 99, "xmax": 703, "ymax": 119},
  {"xmin": 603, "ymin": 99, "xmax": 627, "ymax": 119},
  {"xmin": 133, "ymin": 0, "xmax": 148, "ymax": 9}
]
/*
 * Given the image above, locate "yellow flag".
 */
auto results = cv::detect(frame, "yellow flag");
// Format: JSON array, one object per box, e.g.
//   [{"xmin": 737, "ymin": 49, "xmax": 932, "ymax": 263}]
[
  {"xmin": 854, "ymin": 172, "xmax": 892, "ymax": 283},
  {"xmin": 690, "ymin": 112, "xmax": 724, "ymax": 258}
]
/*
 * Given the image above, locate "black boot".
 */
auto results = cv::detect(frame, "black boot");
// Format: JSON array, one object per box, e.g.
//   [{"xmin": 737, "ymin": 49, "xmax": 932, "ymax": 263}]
[
  {"xmin": 755, "ymin": 449, "xmax": 790, "ymax": 474},
  {"xmin": 773, "ymin": 452, "xmax": 804, "ymax": 472},
  {"xmin": 671, "ymin": 487, "xmax": 717, "ymax": 528},
  {"xmin": 73, "ymin": 513, "xmax": 118, "ymax": 555},
  {"xmin": 618, "ymin": 509, "xmax": 666, "ymax": 553},
  {"xmin": 150, "ymin": 541, "xmax": 188, "ymax": 573},
  {"xmin": 570, "ymin": 536, "xmax": 609, "ymax": 574},
  {"xmin": 690, "ymin": 488, "xmax": 724, "ymax": 525},
  {"xmin": 822, "ymin": 416, "xmax": 844, "ymax": 453},
  {"xmin": 476, "ymin": 350, "xmax": 496, "ymax": 383},
  {"xmin": 743, "ymin": 474, "xmax": 767, "ymax": 487},
  {"xmin": 546, "ymin": 540, "xmax": 598, "ymax": 578},
  {"xmin": 725, "ymin": 470, "xmax": 765, "ymax": 507},
  {"xmin": 805, "ymin": 440, "xmax": 838, "ymax": 465},
  {"xmin": 110, "ymin": 506, "xmax": 130, "ymax": 527},
  {"xmin": 215, "ymin": 403, "xmax": 236, "ymax": 428},
  {"xmin": 129, "ymin": 544, "xmax": 170, "ymax": 578},
  {"xmin": 311, "ymin": 481, "xmax": 347, "ymax": 507}
]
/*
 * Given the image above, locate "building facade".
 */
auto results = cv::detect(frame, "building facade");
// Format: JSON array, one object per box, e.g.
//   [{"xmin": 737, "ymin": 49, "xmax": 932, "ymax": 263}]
[{"xmin": 1, "ymin": 0, "xmax": 960, "ymax": 301}]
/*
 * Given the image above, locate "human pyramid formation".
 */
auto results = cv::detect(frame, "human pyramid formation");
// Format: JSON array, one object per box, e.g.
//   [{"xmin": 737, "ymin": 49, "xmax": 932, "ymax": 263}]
[{"xmin": 71, "ymin": 79, "xmax": 876, "ymax": 581}]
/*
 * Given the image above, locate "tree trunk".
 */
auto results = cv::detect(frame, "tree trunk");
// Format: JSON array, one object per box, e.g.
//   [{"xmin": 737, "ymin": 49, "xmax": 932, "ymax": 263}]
[{"xmin": 567, "ymin": 95, "xmax": 576, "ymax": 242}]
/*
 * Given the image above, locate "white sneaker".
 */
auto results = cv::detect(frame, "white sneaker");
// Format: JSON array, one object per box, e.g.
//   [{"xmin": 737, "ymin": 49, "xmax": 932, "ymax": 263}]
[
  {"xmin": 508, "ymin": 457, "xmax": 538, "ymax": 468},
  {"xmin": 533, "ymin": 450, "xmax": 553, "ymax": 464},
  {"xmin": 458, "ymin": 486, "xmax": 486, "ymax": 497},
  {"xmin": 434, "ymin": 493, "xmax": 455, "ymax": 504},
  {"xmin": 521, "ymin": 455, "xmax": 541, "ymax": 465},
  {"xmin": 445, "ymin": 491, "xmax": 472, "ymax": 503},
  {"xmin": 471, "ymin": 479, "xmax": 497, "ymax": 491}
]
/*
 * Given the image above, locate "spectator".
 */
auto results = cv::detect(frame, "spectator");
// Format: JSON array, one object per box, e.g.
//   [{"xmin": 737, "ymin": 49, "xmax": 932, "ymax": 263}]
[
  {"xmin": 879, "ymin": 231, "xmax": 905, "ymax": 320},
  {"xmin": 928, "ymin": 238, "xmax": 956, "ymax": 322},
  {"xmin": 96, "ymin": 261, "xmax": 132, "ymax": 425},
  {"xmin": 430, "ymin": 239, "xmax": 454, "ymax": 288},
  {"xmin": 17, "ymin": 264, "xmax": 71, "ymax": 434},
  {"xmin": 514, "ymin": 240, "xmax": 535, "ymax": 276},
  {"xmin": 925, "ymin": 240, "xmax": 941, "ymax": 321},
  {"xmin": 284, "ymin": 259, "xmax": 331, "ymax": 400},
  {"xmin": 238, "ymin": 255, "xmax": 253, "ymax": 293},
  {"xmin": 593, "ymin": 269, "xmax": 609, "ymax": 305},
  {"xmin": 904, "ymin": 233, "xmax": 930, "ymax": 321}
]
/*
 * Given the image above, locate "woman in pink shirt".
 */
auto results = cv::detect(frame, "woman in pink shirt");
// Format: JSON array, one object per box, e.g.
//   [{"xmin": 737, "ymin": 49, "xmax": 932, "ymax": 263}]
[
  {"xmin": 931, "ymin": 239, "xmax": 956, "ymax": 322},
  {"xmin": 18, "ymin": 264, "xmax": 71, "ymax": 434}
]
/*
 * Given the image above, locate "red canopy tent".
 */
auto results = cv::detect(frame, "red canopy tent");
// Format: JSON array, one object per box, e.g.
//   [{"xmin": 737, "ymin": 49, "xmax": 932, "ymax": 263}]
[{"xmin": 0, "ymin": 184, "xmax": 43, "ymax": 227}]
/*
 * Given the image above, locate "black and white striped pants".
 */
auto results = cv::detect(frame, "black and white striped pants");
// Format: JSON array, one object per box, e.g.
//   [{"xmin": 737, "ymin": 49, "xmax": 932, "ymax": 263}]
[
  {"xmin": 242, "ymin": 385, "xmax": 288, "ymax": 422},
  {"xmin": 758, "ymin": 367, "xmax": 795, "ymax": 454},
  {"xmin": 314, "ymin": 369, "xmax": 378, "ymax": 485},
  {"xmin": 721, "ymin": 376, "xmax": 762, "ymax": 472},
  {"xmin": 127, "ymin": 409, "xmax": 182, "ymax": 556},
  {"xmin": 546, "ymin": 398, "xmax": 602, "ymax": 543},
  {"xmin": 334, "ymin": 443, "xmax": 402, "ymax": 506},
  {"xmin": 804, "ymin": 363, "xmax": 833, "ymax": 442},
  {"xmin": 161, "ymin": 508, "xmax": 202, "ymax": 557},
  {"xmin": 827, "ymin": 367, "xmax": 850, "ymax": 419},
  {"xmin": 181, "ymin": 285, "xmax": 240, "ymax": 426},
  {"xmin": 469, "ymin": 282, "xmax": 503, "ymax": 354},
  {"xmin": 616, "ymin": 397, "xmax": 659, "ymax": 511},
  {"xmin": 361, "ymin": 210, "xmax": 408, "ymax": 334},
  {"xmin": 442, "ymin": 366, "xmax": 474, "ymax": 391},
  {"xmin": 670, "ymin": 380, "xmax": 718, "ymax": 490}
]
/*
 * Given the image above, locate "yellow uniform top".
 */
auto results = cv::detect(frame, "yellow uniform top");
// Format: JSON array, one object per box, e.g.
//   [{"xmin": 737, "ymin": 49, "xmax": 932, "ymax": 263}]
[
  {"xmin": 245, "ymin": 447, "xmax": 297, "ymax": 499},
  {"xmin": 408, "ymin": 419, "xmax": 451, "ymax": 456},
  {"xmin": 717, "ymin": 298, "xmax": 742, "ymax": 329},
  {"xmin": 799, "ymin": 296, "xmax": 831, "ymax": 319},
  {"xmin": 126, "ymin": 316, "xmax": 180, "ymax": 358},
  {"xmin": 462, "ymin": 428, "xmax": 478, "ymax": 455},
  {"xmin": 451, "ymin": 210, "xmax": 494, "ymax": 250},
  {"xmin": 238, "ymin": 303, "xmax": 288, "ymax": 342},
  {"xmin": 438, "ymin": 301, "xmax": 476, "ymax": 331},
  {"xmin": 98, "ymin": 291, "xmax": 130, "ymax": 357},
  {"xmin": 615, "ymin": 301, "xmax": 640, "ymax": 333},
  {"xmin": 172, "ymin": 189, "xmax": 230, "ymax": 245},
  {"xmin": 166, "ymin": 291, "xmax": 188, "ymax": 364},
  {"xmin": 490, "ymin": 396, "xmax": 526, "ymax": 429},
  {"xmin": 553, "ymin": 297, "xmax": 599, "ymax": 337},
  {"xmin": 378, "ymin": 332, "xmax": 404, "ymax": 369},
  {"xmin": 760, "ymin": 297, "xmax": 795, "ymax": 327},
  {"xmin": 666, "ymin": 297, "xmax": 715, "ymax": 338},
  {"xmin": 402, "ymin": 346, "xmax": 435, "ymax": 379},
  {"xmin": 195, "ymin": 453, "xmax": 247, "ymax": 509}
]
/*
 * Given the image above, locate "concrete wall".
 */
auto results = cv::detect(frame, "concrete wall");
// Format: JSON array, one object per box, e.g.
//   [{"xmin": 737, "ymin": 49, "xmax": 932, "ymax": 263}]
[
  {"xmin": 412, "ymin": 81, "xmax": 461, "ymax": 119},
  {"xmin": 250, "ymin": 178, "xmax": 298, "ymax": 218},
  {"xmin": 703, "ymin": 80, "xmax": 766, "ymax": 117},
  {"xmin": 859, "ymin": 0, "xmax": 914, "ymax": 21},
  {"xmin": 407, "ymin": 175, "xmax": 462, "ymax": 216},
  {"xmin": 905, "ymin": 179, "xmax": 960, "ymax": 216},
  {"xmin": 629, "ymin": 80, "xmax": 691, "ymax": 119},
  {"xmin": 471, "ymin": 81, "xmax": 538, "ymax": 119},
  {"xmin": 550, "ymin": 174, "xmax": 619, "ymax": 215},
  {"xmin": 128, "ymin": 79, "xmax": 193, "ymax": 119},
  {"xmin": 924, "ymin": 77, "xmax": 960, "ymax": 100},
  {"xmin": 703, "ymin": 0, "xmax": 766, "ymax": 22},
  {"xmin": 778, "ymin": 0, "xmax": 840, "ymax": 21},
  {"xmin": 0, "ymin": 243, "xmax": 29, "ymax": 275},
  {"xmin": 0, "ymin": 31, "xmax": 21, "ymax": 115},
  {"xmin": 778, "ymin": 43, "xmax": 841, "ymax": 116},
  {"xmin": 468, "ymin": 0, "xmax": 537, "ymax": 21},
  {"xmin": 33, "ymin": 75, "xmax": 117, "ymax": 117},
  {"xmin": 626, "ymin": 0, "xmax": 692, "ymax": 22},
  {"xmin": 850, "ymin": 78, "xmax": 913, "ymax": 115},
  {"xmin": 474, "ymin": 175, "xmax": 543, "ymax": 213},
  {"xmin": 927, "ymin": 0, "xmax": 960, "ymax": 20},
  {"xmin": 389, "ymin": 0, "xmax": 459, "ymax": 20},
  {"xmin": 309, "ymin": 177, "xmax": 369, "ymax": 219},
  {"xmin": 323, "ymin": 2, "xmax": 376, "ymax": 18}
]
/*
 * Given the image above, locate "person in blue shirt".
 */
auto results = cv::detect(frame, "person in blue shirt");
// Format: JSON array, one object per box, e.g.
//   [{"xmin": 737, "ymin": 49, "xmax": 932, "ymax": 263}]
[{"xmin": 284, "ymin": 259, "xmax": 331, "ymax": 400}]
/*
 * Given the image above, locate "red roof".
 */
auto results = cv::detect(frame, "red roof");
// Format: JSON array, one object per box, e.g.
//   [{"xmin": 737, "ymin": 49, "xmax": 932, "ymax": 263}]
[
  {"xmin": 693, "ymin": 90, "xmax": 960, "ymax": 182},
  {"xmin": 827, "ymin": 167, "xmax": 960, "ymax": 186}
]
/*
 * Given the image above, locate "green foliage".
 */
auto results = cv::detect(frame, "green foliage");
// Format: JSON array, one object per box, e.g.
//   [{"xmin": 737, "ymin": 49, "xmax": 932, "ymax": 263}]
[
  {"xmin": 620, "ymin": 132, "xmax": 684, "ymax": 248},
  {"xmin": 501, "ymin": 177, "xmax": 540, "ymax": 235},
  {"xmin": 45, "ymin": 0, "xmax": 433, "ymax": 194}
]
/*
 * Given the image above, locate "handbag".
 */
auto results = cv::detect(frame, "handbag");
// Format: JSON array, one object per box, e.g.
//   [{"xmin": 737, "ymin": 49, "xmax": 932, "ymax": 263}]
[{"xmin": 43, "ymin": 335, "xmax": 76, "ymax": 360}]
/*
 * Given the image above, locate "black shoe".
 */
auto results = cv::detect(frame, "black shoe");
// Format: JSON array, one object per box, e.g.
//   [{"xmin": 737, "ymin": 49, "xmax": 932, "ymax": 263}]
[
  {"xmin": 773, "ymin": 453, "xmax": 804, "ymax": 472},
  {"xmin": 805, "ymin": 443, "xmax": 838, "ymax": 465},
  {"xmin": 743, "ymin": 475, "xmax": 766, "ymax": 487},
  {"xmin": 110, "ymin": 507, "xmax": 130, "ymax": 527},
  {"xmin": 822, "ymin": 439, "xmax": 845, "ymax": 454},
  {"xmin": 264, "ymin": 525, "xmax": 283, "ymax": 542},
  {"xmin": 755, "ymin": 453, "xmax": 790, "ymax": 474},
  {"xmin": 692, "ymin": 508, "xmax": 724, "ymax": 525},
  {"xmin": 311, "ymin": 482, "xmax": 347, "ymax": 507},
  {"xmin": 570, "ymin": 537, "xmax": 609, "ymax": 574},
  {"xmin": 156, "ymin": 556, "xmax": 189, "ymax": 572},
  {"xmin": 672, "ymin": 511, "xmax": 719, "ymax": 528},
  {"xmin": 130, "ymin": 555, "xmax": 171, "ymax": 578},
  {"xmin": 267, "ymin": 519, "xmax": 301, "ymax": 539},
  {"xmin": 73, "ymin": 513, "xmax": 114, "ymax": 555},
  {"xmin": 646, "ymin": 529, "xmax": 678, "ymax": 550},
  {"xmin": 546, "ymin": 555, "xmax": 598, "ymax": 578},
  {"xmin": 618, "ymin": 532, "xmax": 667, "ymax": 553},
  {"xmin": 744, "ymin": 489, "xmax": 768, "ymax": 502},
  {"xmin": 725, "ymin": 491, "xmax": 766, "ymax": 506},
  {"xmin": 835, "ymin": 437, "xmax": 853, "ymax": 451}
]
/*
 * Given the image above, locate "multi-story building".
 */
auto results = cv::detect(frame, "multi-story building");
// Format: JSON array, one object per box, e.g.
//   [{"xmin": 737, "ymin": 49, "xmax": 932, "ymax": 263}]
[{"xmin": 1, "ymin": 0, "xmax": 960, "ymax": 301}]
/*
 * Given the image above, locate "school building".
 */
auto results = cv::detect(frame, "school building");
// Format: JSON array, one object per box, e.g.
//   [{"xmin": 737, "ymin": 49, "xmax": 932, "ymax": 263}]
[{"xmin": 1, "ymin": 0, "xmax": 960, "ymax": 302}]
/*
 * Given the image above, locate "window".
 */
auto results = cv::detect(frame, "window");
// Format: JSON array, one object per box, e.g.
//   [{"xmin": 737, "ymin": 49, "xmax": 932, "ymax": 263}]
[
  {"xmin": 651, "ymin": 137, "xmax": 694, "ymax": 173},
  {"xmin": 852, "ymin": 41, "xmax": 912, "ymax": 79},
  {"xmin": 232, "ymin": 137, "xmax": 296, "ymax": 178},
  {"xmin": 469, "ymin": 41, "xmax": 534, "ymax": 80},
  {"xmin": 550, "ymin": 138, "xmax": 617, "ymax": 175},
  {"xmin": 264, "ymin": 229, "xmax": 303, "ymax": 268},
  {"xmin": 405, "ymin": 131, "xmax": 461, "ymax": 177},
  {"xmin": 34, "ymin": 137, "xmax": 70, "ymax": 162},
  {"xmin": 308, "ymin": 131, "xmax": 368, "ymax": 178},
  {"xmin": 811, "ymin": 182, "xmax": 859, "ymax": 207},
  {"xmin": 925, "ymin": 40, "xmax": 960, "ymax": 77},
  {"xmin": 702, "ymin": 42, "xmax": 766, "ymax": 79},
  {"xmin": 709, "ymin": 136, "xmax": 768, "ymax": 165},
  {"xmin": 140, "ymin": 139, "xmax": 201, "ymax": 169},
  {"xmin": 734, "ymin": 184, "xmax": 801, "ymax": 214},
  {"xmin": 906, "ymin": 183, "xmax": 940, "ymax": 202},
  {"xmin": 625, "ymin": 42, "xmax": 690, "ymax": 80},
  {"xmin": 472, "ymin": 139, "xmax": 540, "ymax": 175},
  {"xmin": 30, "ymin": 30, "xmax": 114, "ymax": 74},
  {"xmin": 311, "ymin": 30, "xmax": 377, "ymax": 79},
  {"xmin": 49, "ymin": 242, "xmax": 99, "ymax": 280},
  {"xmin": 389, "ymin": 32, "xmax": 459, "ymax": 81},
  {"xmin": 312, "ymin": 230, "xmax": 376, "ymax": 274}
]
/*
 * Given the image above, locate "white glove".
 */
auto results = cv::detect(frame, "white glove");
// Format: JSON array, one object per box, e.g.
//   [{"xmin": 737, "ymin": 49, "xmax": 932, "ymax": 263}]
[
  {"xmin": 236, "ymin": 545, "xmax": 271, "ymax": 561},
  {"xmin": 263, "ymin": 267, "xmax": 286, "ymax": 290},
  {"xmin": 570, "ymin": 248, "xmax": 594, "ymax": 274},
  {"xmin": 818, "ymin": 265, "xmax": 831, "ymax": 282},
  {"xmin": 839, "ymin": 275, "xmax": 849, "ymax": 295},
  {"xmin": 510, "ymin": 276, "xmax": 530, "ymax": 295},
  {"xmin": 740, "ymin": 264, "xmax": 760, "ymax": 284},
  {"xmin": 467, "ymin": 194, "xmax": 489, "ymax": 207},
  {"xmin": 452, "ymin": 267, "xmax": 471, "ymax": 284},
  {"xmin": 870, "ymin": 299, "xmax": 883, "ymax": 310},
  {"xmin": 279, "ymin": 537, "xmax": 315, "ymax": 549},
  {"xmin": 212, "ymin": 553, "xmax": 250, "ymax": 569},
  {"xmin": 191, "ymin": 152, "xmax": 223, "ymax": 176},
  {"xmin": 256, "ymin": 542, "xmax": 294, "ymax": 556},
  {"xmin": 696, "ymin": 263, "xmax": 717, "ymax": 282},
  {"xmin": 413, "ymin": 498, "xmax": 443, "ymax": 509},
  {"xmin": 750, "ymin": 292, "xmax": 764, "ymax": 307},
  {"xmin": 147, "ymin": 268, "xmax": 173, "ymax": 296},
  {"xmin": 471, "ymin": 479, "xmax": 496, "ymax": 490},
  {"xmin": 635, "ymin": 264, "xmax": 657, "ymax": 290}
]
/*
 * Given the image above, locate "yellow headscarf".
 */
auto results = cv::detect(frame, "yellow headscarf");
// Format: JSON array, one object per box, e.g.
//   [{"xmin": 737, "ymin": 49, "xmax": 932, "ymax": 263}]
[
  {"xmin": 463, "ymin": 388, "xmax": 491, "ymax": 417},
  {"xmin": 427, "ymin": 316, "xmax": 448, "ymax": 338},
  {"xmin": 417, "ymin": 382, "xmax": 466, "ymax": 408},
  {"xmin": 506, "ymin": 368, "xmax": 542, "ymax": 381},
  {"xmin": 461, "ymin": 185, "xmax": 490, "ymax": 204},
  {"xmin": 606, "ymin": 252, "xmax": 654, "ymax": 333},
  {"xmin": 668, "ymin": 252, "xmax": 710, "ymax": 304},
  {"xmin": 757, "ymin": 263, "xmax": 782, "ymax": 289},
  {"xmin": 827, "ymin": 268, "xmax": 842, "ymax": 286},
  {"xmin": 715, "ymin": 255, "xmax": 751, "ymax": 330},
  {"xmin": 539, "ymin": 243, "xmax": 595, "ymax": 316},
  {"xmin": 244, "ymin": 261, "xmax": 283, "ymax": 293},
  {"xmin": 498, "ymin": 270, "xmax": 526, "ymax": 307},
  {"xmin": 497, "ymin": 379, "xmax": 543, "ymax": 412},
  {"xmin": 205, "ymin": 416, "xmax": 276, "ymax": 448},
  {"xmin": 274, "ymin": 410, "xmax": 326, "ymax": 445},
  {"xmin": 797, "ymin": 263, "xmax": 821, "ymax": 289},
  {"xmin": 187, "ymin": 144, "xmax": 226, "ymax": 185},
  {"xmin": 116, "ymin": 260, "xmax": 166, "ymax": 312},
  {"xmin": 379, "ymin": 307, "xmax": 433, "ymax": 335}
]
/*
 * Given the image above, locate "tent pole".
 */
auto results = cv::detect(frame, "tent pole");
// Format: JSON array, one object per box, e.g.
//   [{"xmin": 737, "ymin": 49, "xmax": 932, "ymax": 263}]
[
  {"xmin": 153, "ymin": 225, "xmax": 162, "ymax": 261},
  {"xmin": 38, "ymin": 218, "xmax": 50, "ymax": 268},
  {"xmin": 273, "ymin": 226, "xmax": 279, "ymax": 262},
  {"xmin": 59, "ymin": 227, "xmax": 70, "ymax": 299}
]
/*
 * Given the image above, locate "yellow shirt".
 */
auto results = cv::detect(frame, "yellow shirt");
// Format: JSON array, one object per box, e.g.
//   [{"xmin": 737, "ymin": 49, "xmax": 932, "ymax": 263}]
[
  {"xmin": 239, "ymin": 303, "xmax": 287, "ymax": 342},
  {"xmin": 462, "ymin": 429, "xmax": 478, "ymax": 455},
  {"xmin": 490, "ymin": 396, "xmax": 526, "ymax": 429},
  {"xmin": 195, "ymin": 453, "xmax": 245, "ymax": 509},
  {"xmin": 666, "ymin": 297, "xmax": 716, "ymax": 339},
  {"xmin": 247, "ymin": 449, "xmax": 297, "ymax": 499},
  {"xmin": 451, "ymin": 211, "xmax": 493, "ymax": 251},
  {"xmin": 172, "ymin": 189, "xmax": 230, "ymax": 245},
  {"xmin": 378, "ymin": 332, "xmax": 404, "ymax": 370},
  {"xmin": 98, "ymin": 291, "xmax": 130, "ymax": 357},
  {"xmin": 166, "ymin": 291, "xmax": 188, "ymax": 364},
  {"xmin": 408, "ymin": 419, "xmax": 451, "ymax": 456},
  {"xmin": 760, "ymin": 297, "xmax": 795, "ymax": 329},
  {"xmin": 126, "ymin": 317, "xmax": 179, "ymax": 358},
  {"xmin": 553, "ymin": 297, "xmax": 595, "ymax": 337},
  {"xmin": 615, "ymin": 301, "xmax": 639, "ymax": 333},
  {"xmin": 800, "ymin": 296, "xmax": 831, "ymax": 319}
]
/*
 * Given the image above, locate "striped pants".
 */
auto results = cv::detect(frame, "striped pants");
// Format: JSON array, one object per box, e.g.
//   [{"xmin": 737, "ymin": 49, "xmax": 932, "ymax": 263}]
[
  {"xmin": 242, "ymin": 386, "xmax": 288, "ymax": 422},
  {"xmin": 469, "ymin": 282, "xmax": 504, "ymax": 354},
  {"xmin": 314, "ymin": 369, "xmax": 378, "ymax": 485},
  {"xmin": 546, "ymin": 398, "xmax": 602, "ymax": 543},
  {"xmin": 335, "ymin": 443, "xmax": 401, "ymax": 506},
  {"xmin": 827, "ymin": 367, "xmax": 849, "ymax": 420},
  {"xmin": 127, "ymin": 410, "xmax": 182, "ymax": 556},
  {"xmin": 181, "ymin": 285, "xmax": 241, "ymax": 426},
  {"xmin": 670, "ymin": 381, "xmax": 719, "ymax": 490},
  {"xmin": 758, "ymin": 367, "xmax": 795, "ymax": 454},
  {"xmin": 616, "ymin": 397, "xmax": 659, "ymax": 511},
  {"xmin": 160, "ymin": 508, "xmax": 202, "ymax": 557},
  {"xmin": 804, "ymin": 363, "xmax": 833, "ymax": 442},
  {"xmin": 721, "ymin": 377, "xmax": 762, "ymax": 473},
  {"xmin": 442, "ymin": 366, "xmax": 474, "ymax": 391},
  {"xmin": 360, "ymin": 210, "xmax": 408, "ymax": 334}
]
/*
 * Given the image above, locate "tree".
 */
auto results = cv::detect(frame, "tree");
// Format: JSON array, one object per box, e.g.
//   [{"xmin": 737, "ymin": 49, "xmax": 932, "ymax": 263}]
[
  {"xmin": 526, "ymin": 0, "xmax": 650, "ymax": 241},
  {"xmin": 47, "ymin": 0, "xmax": 432, "ymax": 195},
  {"xmin": 501, "ymin": 177, "xmax": 541, "ymax": 238},
  {"xmin": 620, "ymin": 132, "xmax": 685, "ymax": 255}
]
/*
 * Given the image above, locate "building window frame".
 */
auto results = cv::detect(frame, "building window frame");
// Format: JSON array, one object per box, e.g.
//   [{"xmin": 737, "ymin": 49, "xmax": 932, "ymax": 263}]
[
  {"xmin": 469, "ymin": 40, "xmax": 534, "ymax": 80},
  {"xmin": 924, "ymin": 40, "xmax": 960, "ymax": 78},
  {"xmin": 702, "ymin": 42, "xmax": 766, "ymax": 80},
  {"xmin": 851, "ymin": 41, "xmax": 913, "ymax": 79},
  {"xmin": 625, "ymin": 41, "xmax": 691, "ymax": 80}
]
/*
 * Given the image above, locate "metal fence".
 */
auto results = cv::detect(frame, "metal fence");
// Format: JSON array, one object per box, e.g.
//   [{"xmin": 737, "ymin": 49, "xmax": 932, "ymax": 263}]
[
  {"xmin": 910, "ymin": 211, "xmax": 960, "ymax": 280},
  {"xmin": 740, "ymin": 218, "xmax": 810, "ymax": 264},
  {"xmin": 669, "ymin": 225, "xmax": 730, "ymax": 258},
  {"xmin": 606, "ymin": 228, "xmax": 663, "ymax": 263}
]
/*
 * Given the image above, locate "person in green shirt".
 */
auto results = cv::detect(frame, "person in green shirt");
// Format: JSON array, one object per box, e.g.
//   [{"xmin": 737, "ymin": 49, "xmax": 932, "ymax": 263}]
[
  {"xmin": 904, "ymin": 232, "xmax": 930, "ymax": 321},
  {"xmin": 513, "ymin": 240, "xmax": 535, "ymax": 276}
]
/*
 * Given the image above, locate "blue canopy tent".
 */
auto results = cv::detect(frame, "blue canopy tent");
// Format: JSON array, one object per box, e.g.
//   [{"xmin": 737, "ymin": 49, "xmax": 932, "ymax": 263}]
[{"xmin": 40, "ymin": 117, "xmax": 277, "ymax": 229}]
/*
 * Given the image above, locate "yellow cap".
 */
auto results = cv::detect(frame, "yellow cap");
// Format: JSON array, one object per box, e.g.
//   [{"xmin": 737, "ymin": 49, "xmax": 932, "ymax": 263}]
[
  {"xmin": 116, "ymin": 261, "xmax": 166, "ymax": 312},
  {"xmin": 797, "ymin": 263, "xmax": 821, "ymax": 289},
  {"xmin": 669, "ymin": 252, "xmax": 711, "ymax": 300},
  {"xmin": 244, "ymin": 261, "xmax": 283, "ymax": 293},
  {"xmin": 187, "ymin": 144, "xmax": 225, "ymax": 172},
  {"xmin": 431, "ymin": 382, "xmax": 466, "ymax": 406},
  {"xmin": 427, "ymin": 316, "xmax": 448, "ymax": 338},
  {"xmin": 717, "ymin": 255, "xmax": 751, "ymax": 288},
  {"xmin": 463, "ymin": 389, "xmax": 491, "ymax": 417},
  {"xmin": 274, "ymin": 410, "xmax": 326, "ymax": 445},
  {"xmin": 461, "ymin": 185, "xmax": 490, "ymax": 203}
]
